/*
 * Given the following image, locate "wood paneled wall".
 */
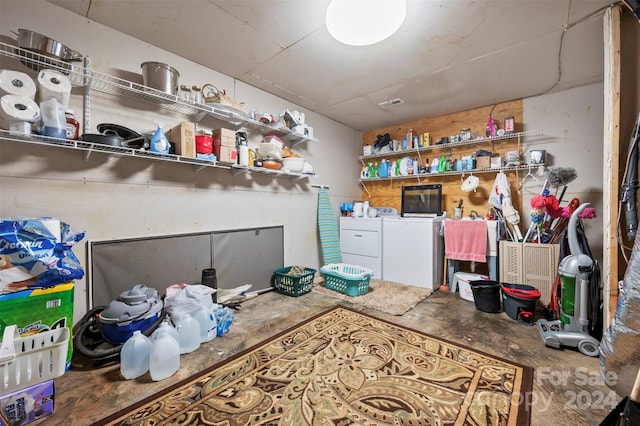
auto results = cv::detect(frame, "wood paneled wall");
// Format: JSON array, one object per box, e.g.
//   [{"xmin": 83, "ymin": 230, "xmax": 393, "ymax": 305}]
[{"xmin": 360, "ymin": 100, "xmax": 524, "ymax": 218}]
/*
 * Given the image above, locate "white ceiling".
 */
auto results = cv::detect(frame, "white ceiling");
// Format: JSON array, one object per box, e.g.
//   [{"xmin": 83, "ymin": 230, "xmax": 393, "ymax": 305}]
[{"xmin": 48, "ymin": 0, "xmax": 614, "ymax": 131}]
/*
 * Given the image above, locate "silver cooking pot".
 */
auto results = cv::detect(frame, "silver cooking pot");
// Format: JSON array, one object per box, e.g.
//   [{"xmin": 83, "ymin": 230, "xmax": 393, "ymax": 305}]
[
  {"xmin": 141, "ymin": 61, "xmax": 180, "ymax": 95},
  {"xmin": 14, "ymin": 29, "xmax": 82, "ymax": 62}
]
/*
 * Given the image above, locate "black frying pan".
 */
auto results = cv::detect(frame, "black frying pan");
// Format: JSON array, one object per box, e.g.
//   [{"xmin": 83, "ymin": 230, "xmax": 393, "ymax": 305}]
[{"xmin": 82, "ymin": 123, "xmax": 149, "ymax": 149}]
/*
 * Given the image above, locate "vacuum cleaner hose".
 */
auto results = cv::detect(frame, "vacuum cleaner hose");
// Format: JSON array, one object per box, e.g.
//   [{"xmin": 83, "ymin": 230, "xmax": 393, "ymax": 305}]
[
  {"xmin": 568, "ymin": 203, "xmax": 590, "ymax": 256},
  {"xmin": 73, "ymin": 306, "xmax": 166, "ymax": 361}
]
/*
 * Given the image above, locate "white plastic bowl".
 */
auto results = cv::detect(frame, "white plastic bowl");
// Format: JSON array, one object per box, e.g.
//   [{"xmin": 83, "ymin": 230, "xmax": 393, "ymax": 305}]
[{"xmin": 282, "ymin": 157, "xmax": 305, "ymax": 172}]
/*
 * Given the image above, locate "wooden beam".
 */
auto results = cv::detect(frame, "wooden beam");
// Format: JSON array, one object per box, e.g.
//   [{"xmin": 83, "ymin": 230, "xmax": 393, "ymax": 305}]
[{"xmin": 603, "ymin": 6, "xmax": 621, "ymax": 326}]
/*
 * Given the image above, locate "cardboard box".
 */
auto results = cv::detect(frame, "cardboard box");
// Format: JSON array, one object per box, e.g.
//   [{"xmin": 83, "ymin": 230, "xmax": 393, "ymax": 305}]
[
  {"xmin": 0, "ymin": 283, "xmax": 74, "ymax": 370},
  {"xmin": 476, "ymin": 156, "xmax": 491, "ymax": 170},
  {"xmin": 166, "ymin": 121, "xmax": 196, "ymax": 158},
  {"xmin": 212, "ymin": 128, "xmax": 236, "ymax": 148},
  {"xmin": 214, "ymin": 145, "xmax": 237, "ymax": 164},
  {"xmin": 0, "ymin": 380, "xmax": 54, "ymax": 425}
]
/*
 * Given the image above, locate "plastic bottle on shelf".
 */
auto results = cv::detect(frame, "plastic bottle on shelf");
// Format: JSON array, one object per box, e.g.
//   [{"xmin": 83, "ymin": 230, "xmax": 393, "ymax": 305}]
[
  {"xmin": 174, "ymin": 313, "xmax": 201, "ymax": 354},
  {"xmin": 120, "ymin": 330, "xmax": 151, "ymax": 380},
  {"xmin": 149, "ymin": 325, "xmax": 180, "ymax": 381},
  {"xmin": 64, "ymin": 110, "xmax": 80, "ymax": 140},
  {"xmin": 150, "ymin": 124, "xmax": 170, "ymax": 154},
  {"xmin": 430, "ymin": 157, "xmax": 439, "ymax": 173},
  {"xmin": 413, "ymin": 158, "xmax": 418, "ymax": 175},
  {"xmin": 40, "ymin": 98, "xmax": 66, "ymax": 139},
  {"xmin": 238, "ymin": 140, "xmax": 249, "ymax": 167},
  {"xmin": 379, "ymin": 159, "xmax": 389, "ymax": 177}
]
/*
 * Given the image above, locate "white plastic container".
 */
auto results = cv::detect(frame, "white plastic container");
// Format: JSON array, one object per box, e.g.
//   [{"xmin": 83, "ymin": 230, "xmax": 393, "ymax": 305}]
[
  {"xmin": 454, "ymin": 272, "xmax": 489, "ymax": 302},
  {"xmin": 152, "ymin": 319, "xmax": 180, "ymax": 343},
  {"xmin": 119, "ymin": 330, "xmax": 151, "ymax": 380},
  {"xmin": 238, "ymin": 141, "xmax": 249, "ymax": 167},
  {"xmin": 193, "ymin": 307, "xmax": 217, "ymax": 343},
  {"xmin": 39, "ymin": 98, "xmax": 66, "ymax": 138},
  {"xmin": 149, "ymin": 327, "xmax": 180, "ymax": 381},
  {"xmin": 174, "ymin": 314, "xmax": 201, "ymax": 354}
]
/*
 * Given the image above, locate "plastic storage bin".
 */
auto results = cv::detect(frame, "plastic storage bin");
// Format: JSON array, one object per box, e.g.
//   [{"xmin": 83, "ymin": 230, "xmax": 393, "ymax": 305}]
[
  {"xmin": 453, "ymin": 272, "xmax": 489, "ymax": 302},
  {"xmin": 274, "ymin": 266, "xmax": 317, "ymax": 297},
  {"xmin": 0, "ymin": 325, "xmax": 69, "ymax": 396},
  {"xmin": 469, "ymin": 280, "xmax": 502, "ymax": 313},
  {"xmin": 320, "ymin": 263, "xmax": 373, "ymax": 297}
]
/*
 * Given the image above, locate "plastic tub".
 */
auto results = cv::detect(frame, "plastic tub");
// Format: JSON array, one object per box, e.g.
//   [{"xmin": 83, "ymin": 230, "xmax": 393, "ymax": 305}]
[
  {"xmin": 453, "ymin": 272, "xmax": 489, "ymax": 302},
  {"xmin": 469, "ymin": 280, "xmax": 501, "ymax": 313},
  {"xmin": 501, "ymin": 283, "xmax": 541, "ymax": 324}
]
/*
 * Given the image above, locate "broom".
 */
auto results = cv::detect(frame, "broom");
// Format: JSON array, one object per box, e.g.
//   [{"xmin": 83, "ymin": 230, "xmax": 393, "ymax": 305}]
[{"xmin": 523, "ymin": 167, "xmax": 577, "ymax": 242}]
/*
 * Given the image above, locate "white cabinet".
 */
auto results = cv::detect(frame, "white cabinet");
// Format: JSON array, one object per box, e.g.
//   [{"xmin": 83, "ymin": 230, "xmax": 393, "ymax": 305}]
[
  {"xmin": 339, "ymin": 217, "xmax": 382, "ymax": 278},
  {"xmin": 381, "ymin": 216, "xmax": 444, "ymax": 290}
]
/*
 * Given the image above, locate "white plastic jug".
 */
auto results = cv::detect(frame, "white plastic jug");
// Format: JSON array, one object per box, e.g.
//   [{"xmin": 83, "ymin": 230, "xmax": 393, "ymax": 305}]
[
  {"xmin": 149, "ymin": 327, "xmax": 180, "ymax": 381},
  {"xmin": 120, "ymin": 330, "xmax": 151, "ymax": 380},
  {"xmin": 39, "ymin": 98, "xmax": 66, "ymax": 138},
  {"xmin": 152, "ymin": 319, "xmax": 180, "ymax": 343},
  {"xmin": 193, "ymin": 307, "xmax": 217, "ymax": 343},
  {"xmin": 174, "ymin": 313, "xmax": 200, "ymax": 354}
]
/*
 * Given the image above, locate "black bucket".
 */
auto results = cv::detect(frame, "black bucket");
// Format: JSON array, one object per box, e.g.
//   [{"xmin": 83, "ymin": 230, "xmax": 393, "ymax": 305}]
[
  {"xmin": 469, "ymin": 280, "xmax": 502, "ymax": 313},
  {"xmin": 501, "ymin": 283, "xmax": 541, "ymax": 324}
]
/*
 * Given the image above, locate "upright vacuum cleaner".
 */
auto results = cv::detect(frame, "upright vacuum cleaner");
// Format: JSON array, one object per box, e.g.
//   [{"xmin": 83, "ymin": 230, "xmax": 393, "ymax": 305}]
[{"xmin": 537, "ymin": 203, "xmax": 601, "ymax": 357}]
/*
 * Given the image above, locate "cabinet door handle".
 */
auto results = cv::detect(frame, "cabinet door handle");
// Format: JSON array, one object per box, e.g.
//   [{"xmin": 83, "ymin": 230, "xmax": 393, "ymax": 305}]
[{"xmin": 354, "ymin": 234, "xmax": 363, "ymax": 238}]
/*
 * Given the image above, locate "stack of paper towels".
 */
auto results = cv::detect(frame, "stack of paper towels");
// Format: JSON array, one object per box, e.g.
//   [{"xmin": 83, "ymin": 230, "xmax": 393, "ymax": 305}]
[
  {"xmin": 0, "ymin": 68, "xmax": 72, "ymax": 134},
  {"xmin": 0, "ymin": 70, "xmax": 39, "ymax": 132},
  {"xmin": 37, "ymin": 69, "xmax": 71, "ymax": 108}
]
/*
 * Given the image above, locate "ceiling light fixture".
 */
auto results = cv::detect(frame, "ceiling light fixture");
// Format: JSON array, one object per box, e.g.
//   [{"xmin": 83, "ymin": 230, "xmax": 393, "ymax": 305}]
[{"xmin": 326, "ymin": 0, "xmax": 406, "ymax": 46}]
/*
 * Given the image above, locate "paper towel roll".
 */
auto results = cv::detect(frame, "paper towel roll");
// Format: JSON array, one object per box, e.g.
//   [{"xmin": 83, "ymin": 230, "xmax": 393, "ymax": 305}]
[
  {"xmin": 37, "ymin": 69, "xmax": 71, "ymax": 108},
  {"xmin": 0, "ymin": 69, "xmax": 37, "ymax": 100},
  {"xmin": 0, "ymin": 95, "xmax": 40, "ymax": 129}
]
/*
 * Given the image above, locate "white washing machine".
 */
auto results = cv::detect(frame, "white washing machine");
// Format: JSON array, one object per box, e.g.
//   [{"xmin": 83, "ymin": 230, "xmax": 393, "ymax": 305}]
[{"xmin": 381, "ymin": 216, "xmax": 445, "ymax": 290}]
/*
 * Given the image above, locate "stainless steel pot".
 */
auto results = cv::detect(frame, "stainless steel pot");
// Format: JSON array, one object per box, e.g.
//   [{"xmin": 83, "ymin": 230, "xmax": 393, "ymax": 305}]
[
  {"xmin": 141, "ymin": 62, "xmax": 180, "ymax": 95},
  {"xmin": 13, "ymin": 29, "xmax": 83, "ymax": 73},
  {"xmin": 14, "ymin": 29, "xmax": 82, "ymax": 62}
]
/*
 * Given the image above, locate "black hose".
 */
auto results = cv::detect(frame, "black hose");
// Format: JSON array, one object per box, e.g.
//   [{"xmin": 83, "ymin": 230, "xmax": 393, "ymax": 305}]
[
  {"xmin": 73, "ymin": 307, "xmax": 166, "ymax": 362},
  {"xmin": 621, "ymin": 115, "xmax": 640, "ymax": 240}
]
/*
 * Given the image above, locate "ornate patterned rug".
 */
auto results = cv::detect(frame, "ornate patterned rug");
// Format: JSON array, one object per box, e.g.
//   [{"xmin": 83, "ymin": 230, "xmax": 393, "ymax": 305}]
[{"xmin": 94, "ymin": 307, "xmax": 533, "ymax": 426}]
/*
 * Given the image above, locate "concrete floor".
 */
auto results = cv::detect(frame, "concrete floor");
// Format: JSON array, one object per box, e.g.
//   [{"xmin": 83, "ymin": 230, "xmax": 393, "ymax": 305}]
[{"xmin": 35, "ymin": 289, "xmax": 618, "ymax": 425}]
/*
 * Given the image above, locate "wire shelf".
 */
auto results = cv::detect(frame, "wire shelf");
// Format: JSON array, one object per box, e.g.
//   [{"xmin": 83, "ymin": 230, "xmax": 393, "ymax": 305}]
[
  {"xmin": 359, "ymin": 163, "xmax": 545, "ymax": 182},
  {"xmin": 0, "ymin": 130, "xmax": 316, "ymax": 178},
  {"xmin": 0, "ymin": 41, "xmax": 319, "ymax": 144},
  {"xmin": 358, "ymin": 129, "xmax": 543, "ymax": 161}
]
